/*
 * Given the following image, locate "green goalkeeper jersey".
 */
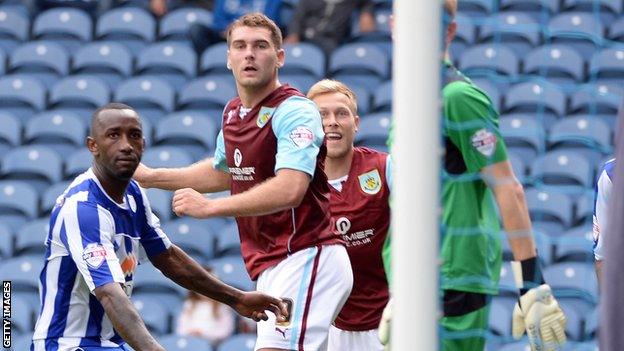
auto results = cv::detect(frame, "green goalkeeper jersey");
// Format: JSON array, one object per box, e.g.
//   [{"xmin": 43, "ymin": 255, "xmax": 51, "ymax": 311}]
[{"xmin": 440, "ymin": 63, "xmax": 507, "ymax": 295}]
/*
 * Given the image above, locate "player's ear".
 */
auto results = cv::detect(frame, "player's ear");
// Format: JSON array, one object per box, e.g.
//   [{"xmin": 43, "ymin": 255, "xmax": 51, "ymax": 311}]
[
  {"xmin": 354, "ymin": 115, "xmax": 360, "ymax": 132},
  {"xmin": 276, "ymin": 48, "xmax": 285, "ymax": 68},
  {"xmin": 86, "ymin": 136, "xmax": 99, "ymax": 155}
]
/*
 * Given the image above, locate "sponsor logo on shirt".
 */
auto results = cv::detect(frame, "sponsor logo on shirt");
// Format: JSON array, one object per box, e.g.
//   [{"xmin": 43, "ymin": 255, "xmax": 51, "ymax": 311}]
[
  {"xmin": 336, "ymin": 217, "xmax": 352, "ymax": 235},
  {"xmin": 289, "ymin": 126, "xmax": 314, "ymax": 148},
  {"xmin": 335, "ymin": 216, "xmax": 375, "ymax": 247},
  {"xmin": 470, "ymin": 128, "xmax": 497, "ymax": 157},
  {"xmin": 229, "ymin": 148, "xmax": 256, "ymax": 181},
  {"xmin": 257, "ymin": 106, "xmax": 275, "ymax": 128},
  {"xmin": 82, "ymin": 243, "xmax": 107, "ymax": 269},
  {"xmin": 234, "ymin": 148, "xmax": 243, "ymax": 167},
  {"xmin": 358, "ymin": 169, "xmax": 382, "ymax": 195}
]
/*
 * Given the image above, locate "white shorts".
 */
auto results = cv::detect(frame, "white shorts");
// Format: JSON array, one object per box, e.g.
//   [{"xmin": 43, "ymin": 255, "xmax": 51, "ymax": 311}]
[
  {"xmin": 327, "ymin": 325, "xmax": 384, "ymax": 351},
  {"xmin": 255, "ymin": 244, "xmax": 353, "ymax": 351}
]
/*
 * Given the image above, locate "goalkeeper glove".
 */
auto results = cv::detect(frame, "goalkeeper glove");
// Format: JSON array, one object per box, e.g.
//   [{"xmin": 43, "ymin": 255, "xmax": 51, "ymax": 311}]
[
  {"xmin": 378, "ymin": 298, "xmax": 393, "ymax": 348},
  {"xmin": 511, "ymin": 257, "xmax": 567, "ymax": 351}
]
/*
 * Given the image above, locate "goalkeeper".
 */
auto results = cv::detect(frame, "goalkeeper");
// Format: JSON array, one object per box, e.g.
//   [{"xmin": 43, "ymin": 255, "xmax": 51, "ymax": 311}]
[{"xmin": 380, "ymin": 1, "xmax": 567, "ymax": 350}]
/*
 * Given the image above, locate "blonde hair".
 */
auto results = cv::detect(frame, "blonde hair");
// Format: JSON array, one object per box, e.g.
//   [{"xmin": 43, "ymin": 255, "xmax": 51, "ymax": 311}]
[
  {"xmin": 444, "ymin": 0, "xmax": 457, "ymax": 18},
  {"xmin": 226, "ymin": 12, "xmax": 283, "ymax": 49},
  {"xmin": 307, "ymin": 79, "xmax": 358, "ymax": 115}
]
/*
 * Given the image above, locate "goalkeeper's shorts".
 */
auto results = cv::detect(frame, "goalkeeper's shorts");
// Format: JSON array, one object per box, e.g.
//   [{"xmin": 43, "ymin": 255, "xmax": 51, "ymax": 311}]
[{"xmin": 440, "ymin": 299, "xmax": 490, "ymax": 351}]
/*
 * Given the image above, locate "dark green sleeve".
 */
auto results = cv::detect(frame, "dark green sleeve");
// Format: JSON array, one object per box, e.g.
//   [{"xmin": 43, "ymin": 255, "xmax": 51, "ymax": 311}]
[{"xmin": 444, "ymin": 81, "xmax": 508, "ymax": 173}]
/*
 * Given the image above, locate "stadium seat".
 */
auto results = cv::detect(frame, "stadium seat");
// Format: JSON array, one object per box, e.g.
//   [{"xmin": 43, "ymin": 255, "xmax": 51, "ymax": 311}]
[
  {"xmin": 2, "ymin": 145, "xmax": 63, "ymax": 192},
  {"xmin": 26, "ymin": 110, "xmax": 86, "ymax": 156},
  {"xmin": 372, "ymin": 80, "xmax": 392, "ymax": 112},
  {"xmin": 489, "ymin": 296, "xmax": 515, "ymax": 338},
  {"xmin": 503, "ymin": 81, "xmax": 566, "ymax": 127},
  {"xmin": 559, "ymin": 299, "xmax": 586, "ymax": 341},
  {"xmin": 65, "ymin": 148, "xmax": 93, "ymax": 179},
  {"xmin": 478, "ymin": 12, "xmax": 541, "ymax": 55},
  {"xmin": 499, "ymin": 114, "xmax": 545, "ymax": 162},
  {"xmin": 200, "ymin": 42, "xmax": 229, "ymax": 75},
  {"xmin": 283, "ymin": 42, "xmax": 326, "ymax": 78},
  {"xmin": 525, "ymin": 188, "xmax": 573, "ymax": 236},
  {"xmin": 0, "ymin": 6, "xmax": 29, "ymax": 51},
  {"xmin": 0, "ymin": 180, "xmax": 38, "ymax": 231},
  {"xmin": 573, "ymin": 191, "xmax": 593, "ymax": 225},
  {"xmin": 508, "ymin": 151, "xmax": 527, "ymax": 183},
  {"xmin": 218, "ymin": 333, "xmax": 256, "ymax": 351},
  {"xmin": 609, "ymin": 16, "xmax": 624, "ymax": 42},
  {"xmin": 114, "ymin": 77, "xmax": 175, "ymax": 123},
  {"xmin": 458, "ymin": 0, "xmax": 494, "ymax": 17},
  {"xmin": 546, "ymin": 12, "xmax": 604, "ymax": 59},
  {"xmin": 584, "ymin": 306, "xmax": 598, "ymax": 340},
  {"xmin": 136, "ymin": 42, "xmax": 197, "ymax": 91},
  {"xmin": 213, "ymin": 220, "xmax": 241, "ymax": 256},
  {"xmin": 501, "ymin": 229, "xmax": 552, "ymax": 264},
  {"xmin": 499, "ymin": 0, "xmax": 559, "ymax": 19},
  {"xmin": 569, "ymin": 83, "xmax": 622, "ymax": 118},
  {"xmin": 48, "ymin": 76, "xmax": 110, "ymax": 120},
  {"xmin": 0, "ymin": 75, "xmax": 46, "ymax": 120},
  {"xmin": 162, "ymin": 220, "xmax": 216, "ymax": 262},
  {"xmin": 350, "ymin": 9, "xmax": 392, "ymax": 46},
  {"xmin": 32, "ymin": 8, "xmax": 92, "ymax": 53},
  {"xmin": 451, "ymin": 14, "xmax": 474, "ymax": 59},
  {"xmin": 470, "ymin": 78, "xmax": 503, "ymax": 111},
  {"xmin": 553, "ymin": 226, "xmax": 593, "ymax": 263},
  {"xmin": 544, "ymin": 262, "xmax": 597, "ymax": 304},
  {"xmin": 160, "ymin": 7, "xmax": 213, "ymax": 41},
  {"xmin": 132, "ymin": 294, "xmax": 171, "ymax": 335},
  {"xmin": 280, "ymin": 74, "xmax": 316, "ymax": 93},
  {"xmin": 177, "ymin": 76, "xmax": 237, "ymax": 116},
  {"xmin": 329, "ymin": 43, "xmax": 390, "ymax": 89},
  {"xmin": 531, "ymin": 150, "xmax": 593, "ymax": 194},
  {"xmin": 159, "ymin": 335, "xmax": 213, "ymax": 351},
  {"xmin": 0, "ymin": 222, "xmax": 12, "ymax": 258},
  {"xmin": 14, "ymin": 218, "xmax": 48, "ymax": 256},
  {"xmin": 523, "ymin": 44, "xmax": 585, "ymax": 85},
  {"xmin": 41, "ymin": 181, "xmax": 70, "ymax": 215},
  {"xmin": 0, "ymin": 254, "xmax": 43, "ymax": 295},
  {"xmin": 9, "ymin": 41, "xmax": 69, "ymax": 87},
  {"xmin": 208, "ymin": 255, "xmax": 253, "ymax": 291},
  {"xmin": 347, "ymin": 83, "xmax": 372, "ymax": 115},
  {"xmin": 561, "ymin": 0, "xmax": 622, "ymax": 27},
  {"xmin": 11, "ymin": 294, "xmax": 34, "ymax": 334},
  {"xmin": 548, "ymin": 116, "xmax": 611, "ymax": 160},
  {"xmin": 155, "ymin": 112, "xmax": 218, "ymax": 160},
  {"xmin": 589, "ymin": 48, "xmax": 624, "ymax": 86},
  {"xmin": 459, "ymin": 43, "xmax": 519, "ymax": 78},
  {"xmin": 0, "ymin": 112, "xmax": 20, "ymax": 155},
  {"xmin": 96, "ymin": 7, "xmax": 156, "ymax": 55},
  {"xmin": 145, "ymin": 188, "xmax": 173, "ymax": 221},
  {"xmin": 133, "ymin": 262, "xmax": 187, "ymax": 298},
  {"xmin": 142, "ymin": 145, "xmax": 194, "ymax": 169},
  {"xmin": 72, "ymin": 42, "xmax": 133, "ymax": 88},
  {"xmin": 355, "ymin": 112, "xmax": 391, "ymax": 152}
]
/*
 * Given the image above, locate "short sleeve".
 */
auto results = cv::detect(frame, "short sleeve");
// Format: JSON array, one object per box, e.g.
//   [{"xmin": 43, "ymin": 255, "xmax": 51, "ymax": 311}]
[
  {"xmin": 444, "ymin": 81, "xmax": 508, "ymax": 173},
  {"xmin": 213, "ymin": 129, "xmax": 229, "ymax": 172},
  {"xmin": 60, "ymin": 200, "xmax": 124, "ymax": 292},
  {"xmin": 385, "ymin": 155, "xmax": 393, "ymax": 192},
  {"xmin": 593, "ymin": 166, "xmax": 613, "ymax": 261},
  {"xmin": 137, "ymin": 187, "xmax": 172, "ymax": 260},
  {"xmin": 272, "ymin": 96, "xmax": 324, "ymax": 177}
]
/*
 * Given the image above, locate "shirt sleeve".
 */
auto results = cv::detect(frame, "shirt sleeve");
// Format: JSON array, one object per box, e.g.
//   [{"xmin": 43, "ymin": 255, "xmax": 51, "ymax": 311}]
[
  {"xmin": 385, "ymin": 155, "xmax": 393, "ymax": 192},
  {"xmin": 60, "ymin": 200, "xmax": 124, "ymax": 292},
  {"xmin": 272, "ymin": 95, "xmax": 324, "ymax": 177},
  {"xmin": 594, "ymin": 167, "xmax": 613, "ymax": 261},
  {"xmin": 444, "ymin": 81, "xmax": 508, "ymax": 174},
  {"xmin": 212, "ymin": 129, "xmax": 229, "ymax": 173},
  {"xmin": 137, "ymin": 187, "xmax": 172, "ymax": 261}
]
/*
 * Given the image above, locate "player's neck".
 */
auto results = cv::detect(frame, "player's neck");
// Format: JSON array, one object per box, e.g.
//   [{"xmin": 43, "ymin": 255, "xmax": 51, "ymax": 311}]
[
  {"xmin": 325, "ymin": 148, "xmax": 354, "ymax": 180},
  {"xmin": 92, "ymin": 164, "xmax": 129, "ymax": 204},
  {"xmin": 237, "ymin": 78, "xmax": 281, "ymax": 108}
]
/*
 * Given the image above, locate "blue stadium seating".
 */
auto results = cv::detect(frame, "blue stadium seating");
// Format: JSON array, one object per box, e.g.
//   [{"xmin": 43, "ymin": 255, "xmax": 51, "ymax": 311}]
[
  {"xmin": 547, "ymin": 12, "xmax": 604, "ymax": 59},
  {"xmin": 0, "ymin": 222, "xmax": 12, "ymax": 258},
  {"xmin": 32, "ymin": 8, "xmax": 92, "ymax": 53},
  {"xmin": 12, "ymin": 294, "xmax": 34, "ymax": 334},
  {"xmin": 218, "ymin": 333, "xmax": 256, "ymax": 351},
  {"xmin": 610, "ymin": 16, "xmax": 624, "ymax": 41},
  {"xmin": 142, "ymin": 145, "xmax": 194, "ymax": 169},
  {"xmin": 0, "ymin": 112, "xmax": 20, "ymax": 155},
  {"xmin": 507, "ymin": 152, "xmax": 527, "ymax": 183},
  {"xmin": 283, "ymin": 42, "xmax": 326, "ymax": 78},
  {"xmin": 569, "ymin": 83, "xmax": 622, "ymax": 119},
  {"xmin": 499, "ymin": 0, "xmax": 559, "ymax": 19},
  {"xmin": 489, "ymin": 297, "xmax": 515, "ymax": 338},
  {"xmin": 548, "ymin": 116, "xmax": 611, "ymax": 160},
  {"xmin": 0, "ymin": 254, "xmax": 43, "ymax": 296},
  {"xmin": 145, "ymin": 188, "xmax": 173, "ymax": 221},
  {"xmin": 212, "ymin": 220, "xmax": 241, "ymax": 256},
  {"xmin": 0, "ymin": 75, "xmax": 46, "ymax": 120},
  {"xmin": 355, "ymin": 112, "xmax": 391, "ymax": 152},
  {"xmin": 177, "ymin": 76, "xmax": 237, "ymax": 114},
  {"xmin": 0, "ymin": 180, "xmax": 38, "ymax": 231},
  {"xmin": 590, "ymin": 48, "xmax": 624, "ymax": 85},
  {"xmin": 160, "ymin": 7, "xmax": 213, "ymax": 41},
  {"xmin": 500, "ymin": 114, "xmax": 545, "ymax": 162},
  {"xmin": 503, "ymin": 81, "xmax": 566, "ymax": 127},
  {"xmin": 562, "ymin": 0, "xmax": 622, "ymax": 26},
  {"xmin": 24, "ymin": 111, "xmax": 87, "ymax": 156},
  {"xmin": 162, "ymin": 220, "xmax": 216, "ymax": 262},
  {"xmin": 350, "ymin": 8, "xmax": 392, "ymax": 46},
  {"xmin": 41, "ymin": 181, "xmax": 70, "ymax": 215},
  {"xmin": 208, "ymin": 255, "xmax": 253, "ymax": 291},
  {"xmin": 478, "ymin": 12, "xmax": 542, "ymax": 55},
  {"xmin": 132, "ymin": 294, "xmax": 171, "ymax": 335},
  {"xmin": 524, "ymin": 44, "xmax": 585, "ymax": 85},
  {"xmin": 525, "ymin": 188, "xmax": 573, "ymax": 236},
  {"xmin": 200, "ymin": 42, "xmax": 229, "ymax": 75},
  {"xmin": 584, "ymin": 306, "xmax": 598, "ymax": 340},
  {"xmin": 2, "ymin": 145, "xmax": 63, "ymax": 192},
  {"xmin": 329, "ymin": 43, "xmax": 390, "ymax": 89},
  {"xmin": 530, "ymin": 150, "xmax": 593, "ymax": 194},
  {"xmin": 14, "ymin": 218, "xmax": 48, "ymax": 256},
  {"xmin": 136, "ymin": 42, "xmax": 197, "ymax": 91},
  {"xmin": 573, "ymin": 191, "xmax": 593, "ymax": 225},
  {"xmin": 72, "ymin": 42, "xmax": 133, "ymax": 88},
  {"xmin": 458, "ymin": 0, "xmax": 494, "ymax": 17},
  {"xmin": 155, "ymin": 112, "xmax": 218, "ymax": 160},
  {"xmin": 553, "ymin": 226, "xmax": 593, "ymax": 263},
  {"xmin": 470, "ymin": 78, "xmax": 503, "ymax": 111},
  {"xmin": 96, "ymin": 7, "xmax": 155, "ymax": 55},
  {"xmin": 48, "ymin": 75, "xmax": 110, "ymax": 119},
  {"xmin": 133, "ymin": 262, "xmax": 187, "ymax": 298},
  {"xmin": 452, "ymin": 14, "xmax": 475, "ymax": 59},
  {"xmin": 373, "ymin": 80, "xmax": 392, "ymax": 112},
  {"xmin": 114, "ymin": 77, "xmax": 175, "ymax": 123},
  {"xmin": 459, "ymin": 43, "xmax": 520, "ymax": 77},
  {"xmin": 9, "ymin": 41, "xmax": 69, "ymax": 87},
  {"xmin": 0, "ymin": 6, "xmax": 29, "ymax": 51},
  {"xmin": 65, "ymin": 148, "xmax": 93, "ymax": 179},
  {"xmin": 544, "ymin": 262, "xmax": 598, "ymax": 304},
  {"xmin": 159, "ymin": 335, "xmax": 213, "ymax": 351}
]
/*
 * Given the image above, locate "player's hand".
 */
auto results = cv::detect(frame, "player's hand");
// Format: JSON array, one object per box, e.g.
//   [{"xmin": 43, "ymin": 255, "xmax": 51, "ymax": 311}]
[
  {"xmin": 512, "ymin": 284, "xmax": 567, "ymax": 351},
  {"xmin": 172, "ymin": 188, "xmax": 211, "ymax": 218},
  {"xmin": 232, "ymin": 292, "xmax": 289, "ymax": 323},
  {"xmin": 132, "ymin": 163, "xmax": 152, "ymax": 188},
  {"xmin": 378, "ymin": 298, "xmax": 392, "ymax": 347}
]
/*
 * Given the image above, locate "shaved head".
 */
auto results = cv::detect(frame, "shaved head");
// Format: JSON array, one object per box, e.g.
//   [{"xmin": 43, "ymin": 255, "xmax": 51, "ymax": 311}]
[{"xmin": 90, "ymin": 103, "xmax": 140, "ymax": 136}]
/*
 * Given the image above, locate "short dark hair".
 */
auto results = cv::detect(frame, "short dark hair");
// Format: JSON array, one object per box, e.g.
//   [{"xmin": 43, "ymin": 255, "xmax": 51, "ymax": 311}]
[
  {"xmin": 90, "ymin": 102, "xmax": 137, "ymax": 136},
  {"xmin": 226, "ymin": 12, "xmax": 283, "ymax": 49}
]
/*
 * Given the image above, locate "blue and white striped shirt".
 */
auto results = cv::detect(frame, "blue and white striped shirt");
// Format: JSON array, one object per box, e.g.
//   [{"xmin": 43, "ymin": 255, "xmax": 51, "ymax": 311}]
[
  {"xmin": 32, "ymin": 169, "xmax": 171, "ymax": 350},
  {"xmin": 593, "ymin": 158, "xmax": 615, "ymax": 261}
]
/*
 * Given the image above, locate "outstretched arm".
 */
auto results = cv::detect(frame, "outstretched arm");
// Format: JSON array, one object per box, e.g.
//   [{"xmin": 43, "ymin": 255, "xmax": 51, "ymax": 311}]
[
  {"xmin": 150, "ymin": 245, "xmax": 287, "ymax": 321},
  {"xmin": 94, "ymin": 283, "xmax": 164, "ymax": 351},
  {"xmin": 134, "ymin": 158, "xmax": 231, "ymax": 193}
]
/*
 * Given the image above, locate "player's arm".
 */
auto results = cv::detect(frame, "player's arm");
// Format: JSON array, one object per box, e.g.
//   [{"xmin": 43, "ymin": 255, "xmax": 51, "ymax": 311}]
[
  {"xmin": 134, "ymin": 158, "xmax": 230, "ymax": 193},
  {"xmin": 150, "ymin": 245, "xmax": 287, "ymax": 321},
  {"xmin": 94, "ymin": 283, "xmax": 164, "ymax": 351}
]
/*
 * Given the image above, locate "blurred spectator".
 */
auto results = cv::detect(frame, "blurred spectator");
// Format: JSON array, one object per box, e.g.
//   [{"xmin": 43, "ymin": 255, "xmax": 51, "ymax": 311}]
[
  {"xmin": 285, "ymin": 0, "xmax": 376, "ymax": 54},
  {"xmin": 149, "ymin": 0, "xmax": 212, "ymax": 17},
  {"xmin": 176, "ymin": 269, "xmax": 236, "ymax": 344}
]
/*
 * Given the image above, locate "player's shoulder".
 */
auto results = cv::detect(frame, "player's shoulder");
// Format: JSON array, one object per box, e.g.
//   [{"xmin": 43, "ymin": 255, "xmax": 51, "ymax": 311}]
[
  {"xmin": 278, "ymin": 95, "xmax": 318, "ymax": 113},
  {"xmin": 355, "ymin": 146, "xmax": 388, "ymax": 158}
]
